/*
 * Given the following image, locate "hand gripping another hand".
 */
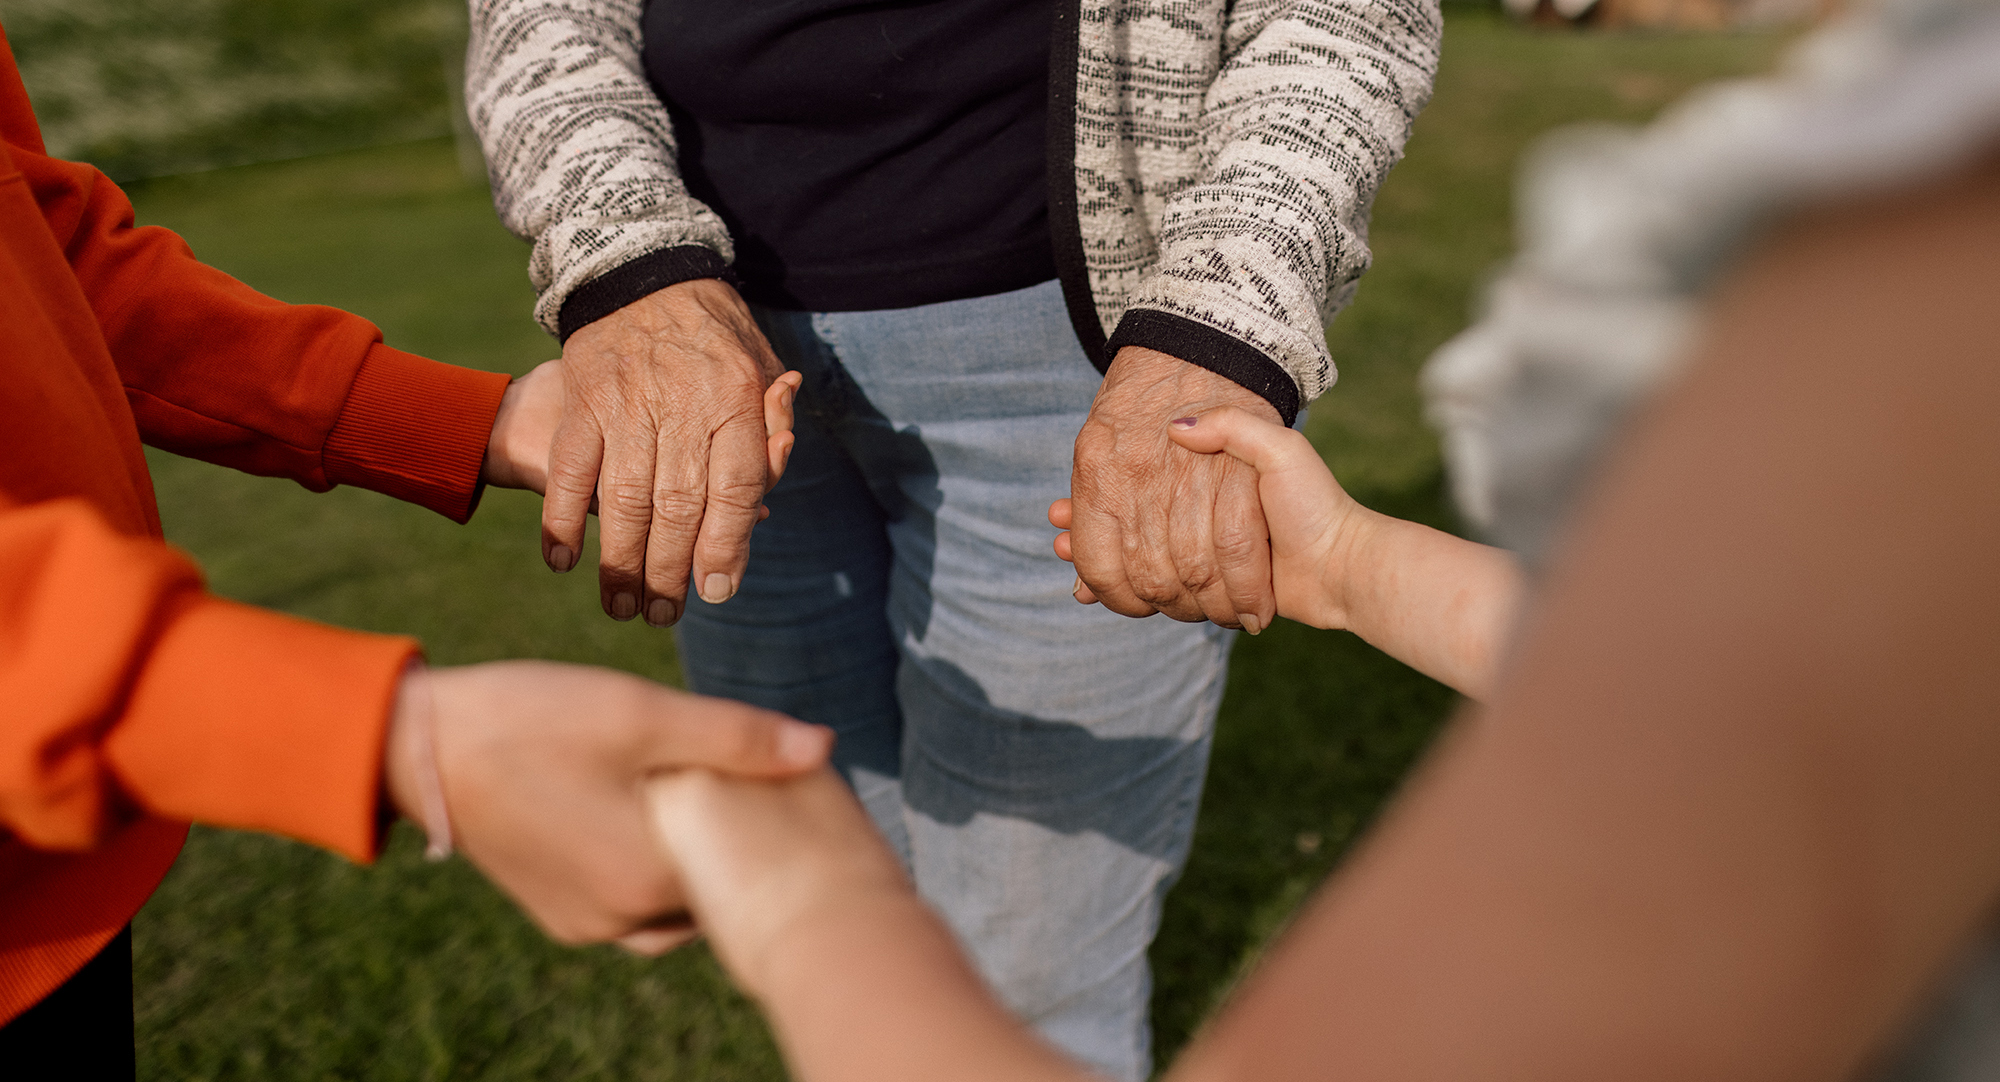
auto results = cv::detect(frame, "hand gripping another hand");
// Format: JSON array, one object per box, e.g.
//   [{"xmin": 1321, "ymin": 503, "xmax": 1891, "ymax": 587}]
[
  {"xmin": 380, "ymin": 661, "xmax": 834, "ymax": 956},
  {"xmin": 1057, "ymin": 347, "xmax": 1283, "ymax": 635}
]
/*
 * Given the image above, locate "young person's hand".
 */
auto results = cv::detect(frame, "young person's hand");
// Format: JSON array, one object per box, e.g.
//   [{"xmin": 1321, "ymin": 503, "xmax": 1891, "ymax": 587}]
[
  {"xmin": 1065, "ymin": 346, "xmax": 1281, "ymax": 633},
  {"xmin": 1165, "ymin": 406, "xmax": 1369, "ymax": 630},
  {"xmin": 381, "ymin": 661, "xmax": 834, "ymax": 954},
  {"xmin": 1054, "ymin": 405, "xmax": 1362, "ymax": 631},
  {"xmin": 1059, "ymin": 406, "xmax": 1522, "ymax": 699},
  {"xmin": 642, "ymin": 767, "xmax": 912, "ymax": 998},
  {"xmin": 644, "ymin": 770, "xmax": 1087, "ymax": 1082}
]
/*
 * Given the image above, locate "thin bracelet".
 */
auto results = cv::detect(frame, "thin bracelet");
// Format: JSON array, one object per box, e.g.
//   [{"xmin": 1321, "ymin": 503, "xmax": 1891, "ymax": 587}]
[{"xmin": 402, "ymin": 661, "xmax": 455, "ymax": 861}]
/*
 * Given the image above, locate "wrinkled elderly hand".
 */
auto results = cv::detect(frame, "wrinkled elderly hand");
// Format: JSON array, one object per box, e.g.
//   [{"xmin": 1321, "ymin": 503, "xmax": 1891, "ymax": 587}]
[
  {"xmin": 546, "ymin": 279, "xmax": 786, "ymax": 628},
  {"xmin": 381, "ymin": 661, "xmax": 834, "ymax": 956},
  {"xmin": 1056, "ymin": 346, "xmax": 1282, "ymax": 633}
]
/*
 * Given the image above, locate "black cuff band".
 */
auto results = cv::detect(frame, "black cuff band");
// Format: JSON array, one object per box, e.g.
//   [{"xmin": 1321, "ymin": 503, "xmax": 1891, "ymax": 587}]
[
  {"xmin": 1105, "ymin": 309, "xmax": 1302, "ymax": 426},
  {"xmin": 555, "ymin": 245, "xmax": 734, "ymax": 342}
]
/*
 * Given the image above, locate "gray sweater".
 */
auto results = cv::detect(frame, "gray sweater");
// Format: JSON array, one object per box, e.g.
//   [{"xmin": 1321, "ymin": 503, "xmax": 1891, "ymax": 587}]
[{"xmin": 465, "ymin": 0, "xmax": 1441, "ymax": 421}]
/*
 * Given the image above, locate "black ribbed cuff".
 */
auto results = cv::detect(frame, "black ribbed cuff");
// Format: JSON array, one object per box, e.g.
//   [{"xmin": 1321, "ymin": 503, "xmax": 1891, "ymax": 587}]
[
  {"xmin": 555, "ymin": 245, "xmax": 734, "ymax": 342},
  {"xmin": 1105, "ymin": 309, "xmax": 1302, "ymax": 426}
]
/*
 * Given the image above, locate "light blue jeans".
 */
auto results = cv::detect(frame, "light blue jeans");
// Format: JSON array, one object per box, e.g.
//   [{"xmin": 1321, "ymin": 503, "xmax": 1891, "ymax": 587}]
[{"xmin": 676, "ymin": 279, "xmax": 1234, "ymax": 1080}]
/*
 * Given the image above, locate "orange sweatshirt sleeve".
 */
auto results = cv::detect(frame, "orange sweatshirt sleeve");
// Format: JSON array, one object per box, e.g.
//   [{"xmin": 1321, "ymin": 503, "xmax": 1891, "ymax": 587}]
[
  {"xmin": 0, "ymin": 500, "xmax": 416, "ymax": 863},
  {"xmin": 0, "ymin": 27, "xmax": 506, "ymax": 866},
  {"xmin": 17, "ymin": 142, "xmax": 511, "ymax": 523}
]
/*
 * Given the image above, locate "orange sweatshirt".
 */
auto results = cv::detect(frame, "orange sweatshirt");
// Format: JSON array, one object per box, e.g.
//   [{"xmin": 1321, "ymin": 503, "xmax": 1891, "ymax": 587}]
[{"xmin": 0, "ymin": 27, "xmax": 512, "ymax": 1024}]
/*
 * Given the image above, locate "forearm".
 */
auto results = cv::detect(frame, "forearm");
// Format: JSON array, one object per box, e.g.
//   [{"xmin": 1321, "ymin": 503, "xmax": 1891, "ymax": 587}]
[
  {"xmin": 1120, "ymin": 0, "xmax": 1443, "ymax": 407},
  {"xmin": 1, "ymin": 500, "xmax": 410, "ymax": 859},
  {"xmin": 757, "ymin": 893, "xmax": 1094, "ymax": 1082},
  {"xmin": 467, "ymin": 0, "xmax": 732, "ymax": 336},
  {"xmin": 1334, "ymin": 511, "xmax": 1524, "ymax": 700}
]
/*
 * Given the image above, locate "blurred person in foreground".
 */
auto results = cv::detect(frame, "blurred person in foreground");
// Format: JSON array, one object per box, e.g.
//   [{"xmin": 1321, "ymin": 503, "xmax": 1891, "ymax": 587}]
[
  {"xmin": 638, "ymin": 1, "xmax": 2000, "ymax": 1079},
  {"xmin": 0, "ymin": 24, "xmax": 824, "ymax": 1077}
]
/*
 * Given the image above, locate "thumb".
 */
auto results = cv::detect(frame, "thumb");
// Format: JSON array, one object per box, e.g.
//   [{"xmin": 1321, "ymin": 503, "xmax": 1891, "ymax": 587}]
[
  {"xmin": 635, "ymin": 690, "xmax": 835, "ymax": 779},
  {"xmin": 1168, "ymin": 407, "xmax": 1354, "ymax": 571},
  {"xmin": 1167, "ymin": 406, "xmax": 1316, "ymax": 475}
]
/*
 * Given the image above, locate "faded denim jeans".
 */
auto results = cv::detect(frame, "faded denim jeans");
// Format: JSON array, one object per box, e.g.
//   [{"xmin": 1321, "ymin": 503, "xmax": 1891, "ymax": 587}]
[{"xmin": 675, "ymin": 279, "xmax": 1234, "ymax": 1080}]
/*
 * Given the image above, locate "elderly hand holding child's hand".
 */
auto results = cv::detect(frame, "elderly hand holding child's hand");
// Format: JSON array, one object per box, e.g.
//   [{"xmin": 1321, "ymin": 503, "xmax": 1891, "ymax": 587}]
[{"xmin": 1054, "ymin": 408, "xmax": 1523, "ymax": 701}]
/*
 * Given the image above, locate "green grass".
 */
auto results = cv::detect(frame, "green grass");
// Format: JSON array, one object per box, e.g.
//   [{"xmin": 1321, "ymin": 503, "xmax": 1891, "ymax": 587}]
[{"xmin": 123, "ymin": 10, "xmax": 1789, "ymax": 1079}]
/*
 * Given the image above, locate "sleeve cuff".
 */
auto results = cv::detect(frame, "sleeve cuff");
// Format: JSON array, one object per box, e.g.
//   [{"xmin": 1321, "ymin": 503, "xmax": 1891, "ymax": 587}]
[
  {"xmin": 102, "ymin": 595, "xmax": 419, "ymax": 864},
  {"xmin": 556, "ymin": 245, "xmax": 734, "ymax": 343},
  {"xmin": 1107, "ymin": 309, "xmax": 1303, "ymax": 426},
  {"xmin": 321, "ymin": 343, "xmax": 511, "ymax": 524}
]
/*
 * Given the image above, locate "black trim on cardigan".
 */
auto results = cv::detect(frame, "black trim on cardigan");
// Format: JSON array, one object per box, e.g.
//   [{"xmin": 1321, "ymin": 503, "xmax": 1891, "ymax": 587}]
[
  {"xmin": 1044, "ymin": 0, "xmax": 1107, "ymax": 371},
  {"xmin": 555, "ymin": 244, "xmax": 734, "ymax": 343},
  {"xmin": 1107, "ymin": 308, "xmax": 1302, "ymax": 426}
]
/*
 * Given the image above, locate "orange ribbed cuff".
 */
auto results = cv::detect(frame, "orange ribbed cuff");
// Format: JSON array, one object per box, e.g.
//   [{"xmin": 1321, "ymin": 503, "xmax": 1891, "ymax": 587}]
[
  {"xmin": 101, "ymin": 595, "xmax": 419, "ymax": 864},
  {"xmin": 322, "ymin": 343, "xmax": 511, "ymax": 524}
]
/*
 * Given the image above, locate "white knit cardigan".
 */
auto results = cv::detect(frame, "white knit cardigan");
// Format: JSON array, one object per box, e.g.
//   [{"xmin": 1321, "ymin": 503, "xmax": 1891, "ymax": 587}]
[{"xmin": 465, "ymin": 0, "xmax": 1441, "ymax": 419}]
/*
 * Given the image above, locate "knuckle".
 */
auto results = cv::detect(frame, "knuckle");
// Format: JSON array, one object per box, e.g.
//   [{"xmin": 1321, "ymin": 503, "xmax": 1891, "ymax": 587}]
[
  {"xmin": 546, "ymin": 444, "xmax": 598, "ymax": 483},
  {"xmin": 1213, "ymin": 523, "xmax": 1265, "ymax": 568},
  {"xmin": 1126, "ymin": 570, "xmax": 1182, "ymax": 608},
  {"xmin": 1181, "ymin": 566, "xmax": 1225, "ymax": 599},
  {"xmin": 649, "ymin": 488, "xmax": 707, "ymax": 532},
  {"xmin": 706, "ymin": 474, "xmax": 766, "ymax": 514},
  {"xmin": 599, "ymin": 478, "xmax": 655, "ymax": 517}
]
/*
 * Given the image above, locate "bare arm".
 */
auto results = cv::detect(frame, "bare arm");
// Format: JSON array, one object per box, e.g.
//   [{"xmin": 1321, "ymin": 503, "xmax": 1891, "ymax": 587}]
[
  {"xmin": 1170, "ymin": 151, "xmax": 2000, "ymax": 1082},
  {"xmin": 644, "ymin": 769, "xmax": 1095, "ymax": 1082}
]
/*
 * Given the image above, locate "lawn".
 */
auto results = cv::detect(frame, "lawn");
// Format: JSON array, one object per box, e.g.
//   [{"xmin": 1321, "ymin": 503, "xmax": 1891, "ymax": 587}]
[{"xmin": 123, "ymin": 9, "xmax": 1789, "ymax": 1079}]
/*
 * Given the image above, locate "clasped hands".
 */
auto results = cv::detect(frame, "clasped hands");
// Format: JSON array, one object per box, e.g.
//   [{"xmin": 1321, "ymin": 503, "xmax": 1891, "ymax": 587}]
[
  {"xmin": 375, "ymin": 332, "xmax": 804, "ymax": 956},
  {"xmin": 501, "ymin": 278, "xmax": 1290, "ymax": 634}
]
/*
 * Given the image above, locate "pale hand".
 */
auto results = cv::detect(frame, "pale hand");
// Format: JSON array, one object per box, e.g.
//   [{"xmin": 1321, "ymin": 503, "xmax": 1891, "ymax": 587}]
[
  {"xmin": 1057, "ymin": 346, "xmax": 1282, "ymax": 632},
  {"xmin": 546, "ymin": 279, "xmax": 786, "ymax": 628},
  {"xmin": 381, "ymin": 661, "xmax": 833, "ymax": 955},
  {"xmin": 642, "ymin": 767, "xmax": 912, "ymax": 998}
]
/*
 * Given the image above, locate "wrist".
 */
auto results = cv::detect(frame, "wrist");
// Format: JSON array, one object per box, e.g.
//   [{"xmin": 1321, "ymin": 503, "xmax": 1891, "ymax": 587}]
[
  {"xmin": 750, "ymin": 879, "xmax": 928, "ymax": 1004},
  {"xmin": 555, "ymin": 245, "xmax": 734, "ymax": 344},
  {"xmin": 383, "ymin": 661, "xmax": 454, "ymax": 860},
  {"xmin": 1097, "ymin": 345, "xmax": 1283, "ymax": 429},
  {"xmin": 1105, "ymin": 310, "xmax": 1300, "ymax": 425},
  {"xmin": 1319, "ymin": 504, "xmax": 1390, "ymax": 632}
]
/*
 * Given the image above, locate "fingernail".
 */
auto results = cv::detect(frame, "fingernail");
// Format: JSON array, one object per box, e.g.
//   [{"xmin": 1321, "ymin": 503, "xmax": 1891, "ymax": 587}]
[
  {"xmin": 646, "ymin": 598, "xmax": 676, "ymax": 627},
  {"xmin": 1240, "ymin": 614, "xmax": 1263, "ymax": 636},
  {"xmin": 700, "ymin": 572, "xmax": 735, "ymax": 604},
  {"xmin": 1171, "ymin": 416, "xmax": 1198, "ymax": 428},
  {"xmin": 548, "ymin": 544, "xmax": 576, "ymax": 572},
  {"xmin": 610, "ymin": 592, "xmax": 638, "ymax": 620},
  {"xmin": 1073, "ymin": 576, "xmax": 1086, "ymax": 598},
  {"xmin": 777, "ymin": 723, "xmax": 832, "ymax": 766}
]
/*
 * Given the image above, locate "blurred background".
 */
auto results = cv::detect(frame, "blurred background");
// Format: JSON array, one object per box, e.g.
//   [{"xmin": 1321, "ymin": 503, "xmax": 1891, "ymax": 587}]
[{"xmin": 2, "ymin": 1, "xmax": 1803, "ymax": 1078}]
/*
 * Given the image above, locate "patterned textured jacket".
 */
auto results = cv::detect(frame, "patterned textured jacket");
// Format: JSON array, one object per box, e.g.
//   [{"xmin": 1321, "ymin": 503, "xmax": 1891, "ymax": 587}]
[{"xmin": 466, "ymin": 0, "xmax": 1441, "ymax": 422}]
